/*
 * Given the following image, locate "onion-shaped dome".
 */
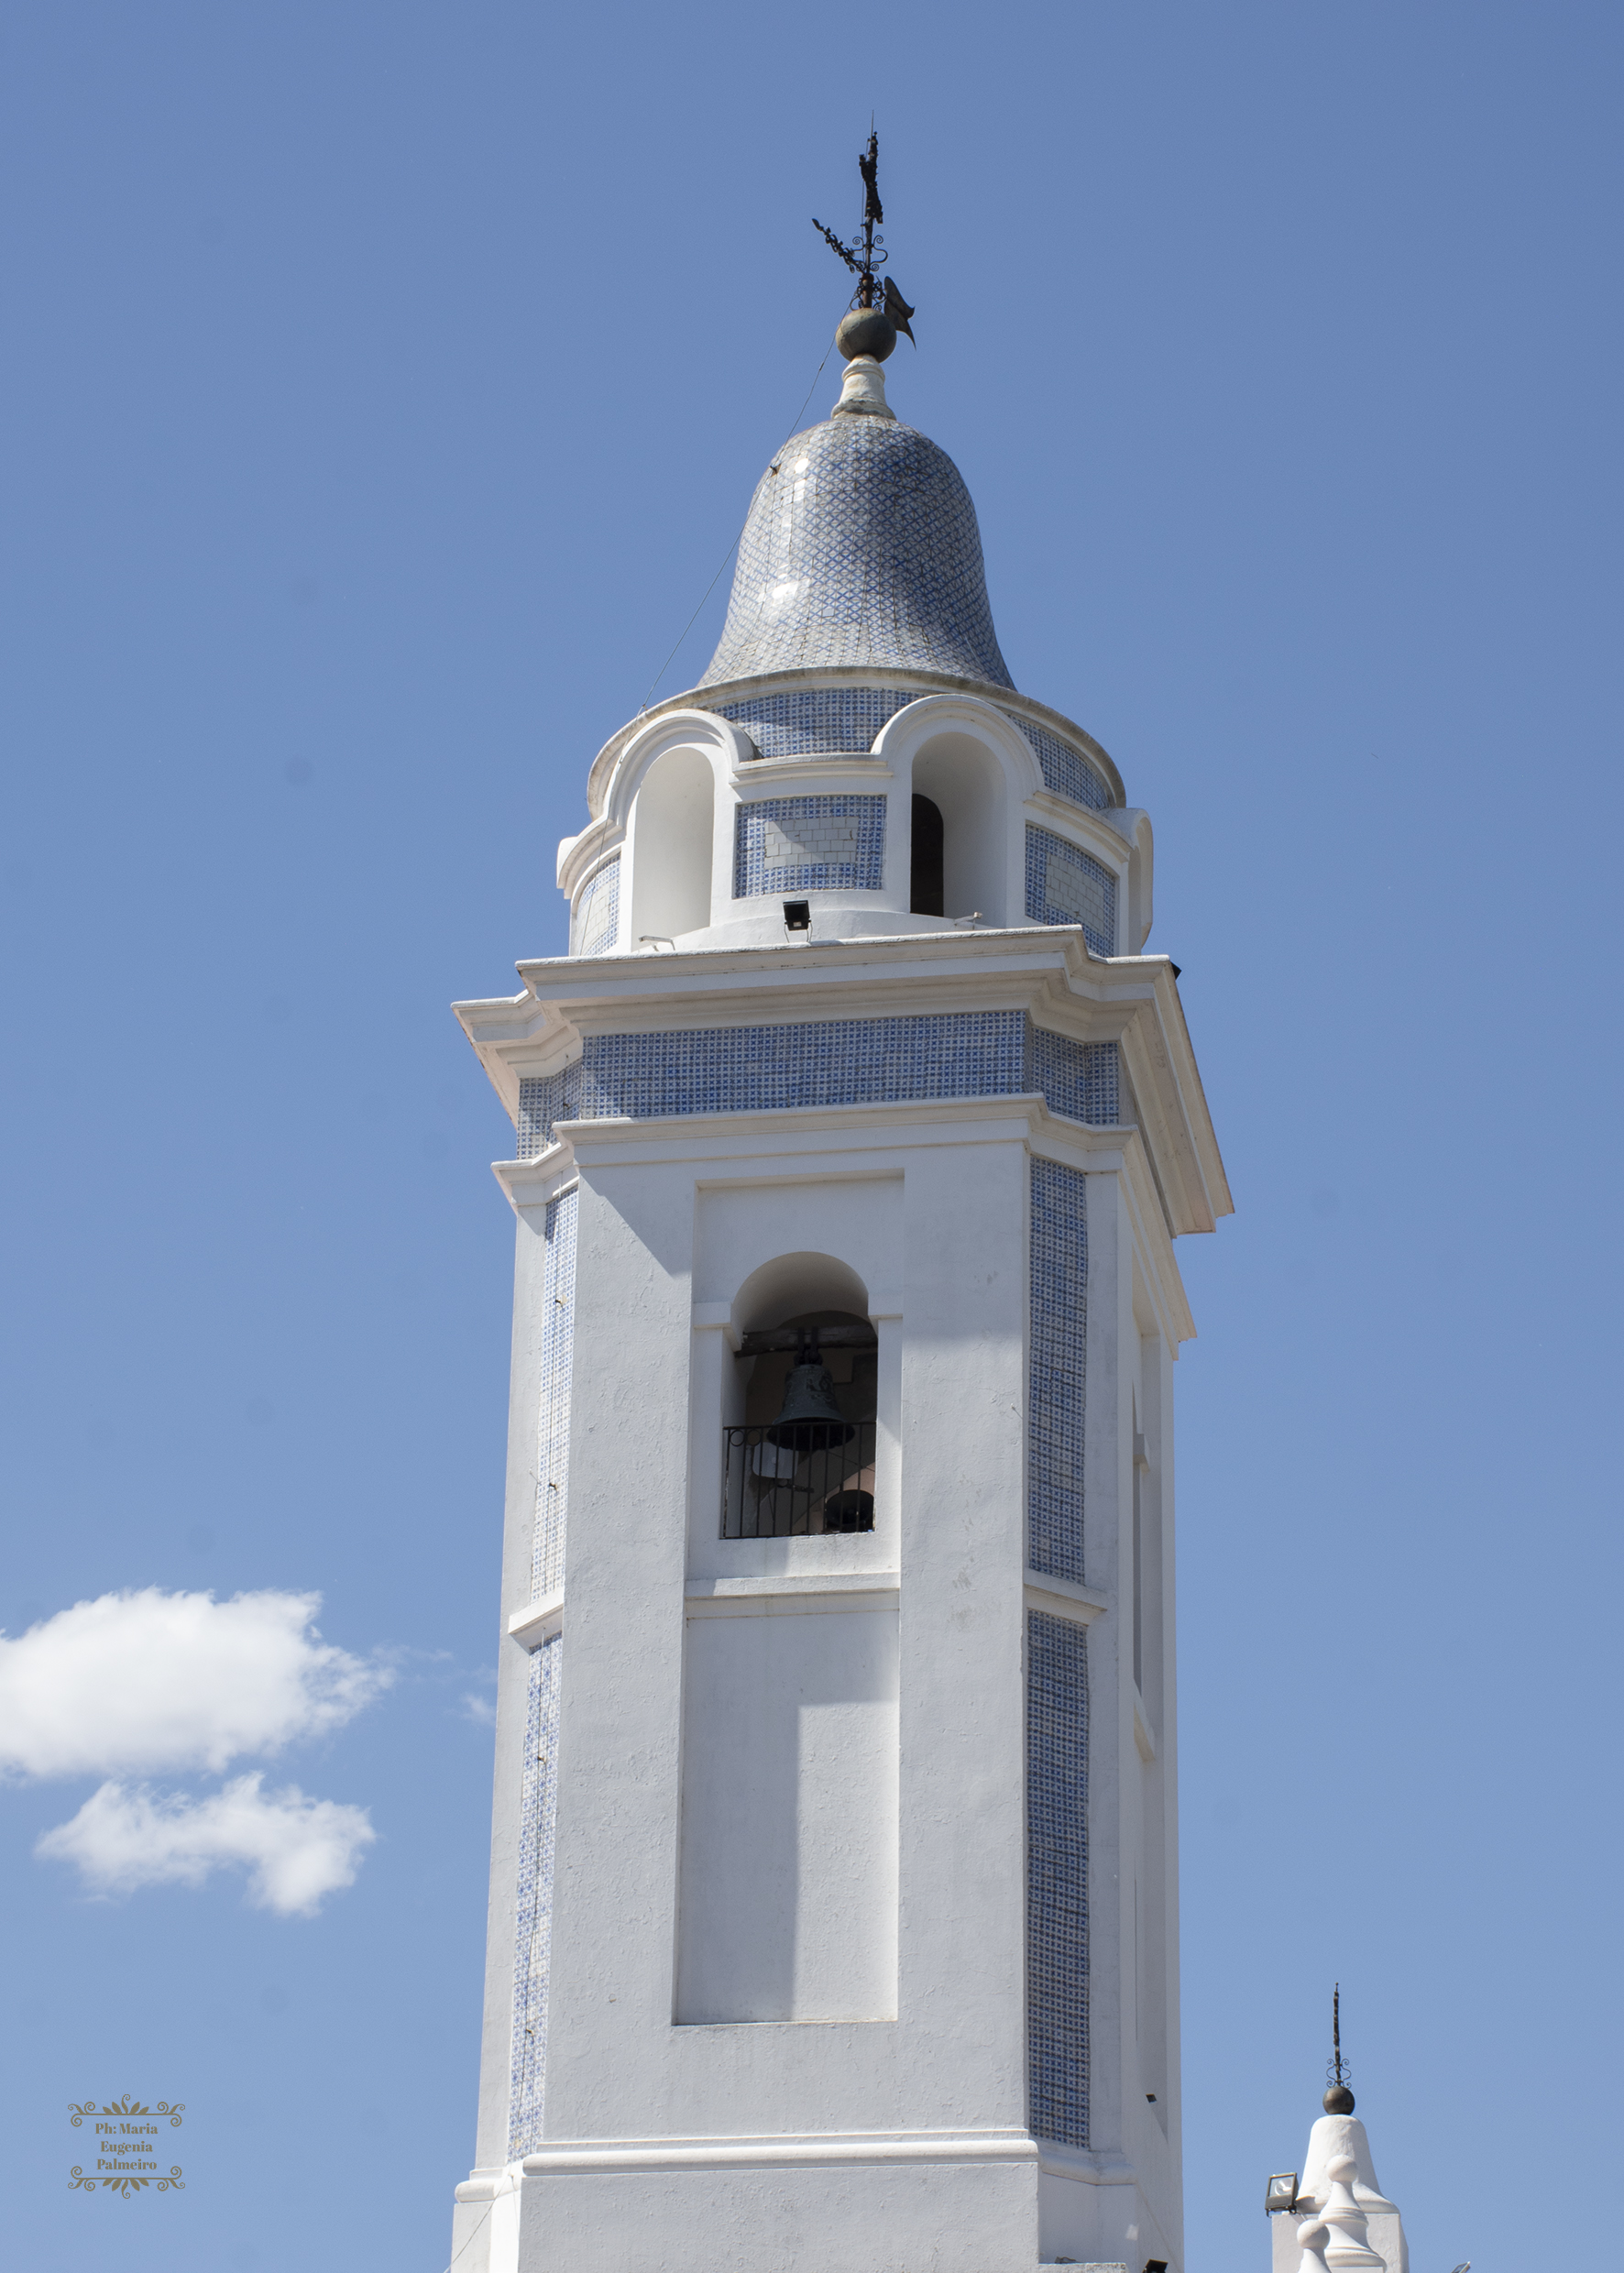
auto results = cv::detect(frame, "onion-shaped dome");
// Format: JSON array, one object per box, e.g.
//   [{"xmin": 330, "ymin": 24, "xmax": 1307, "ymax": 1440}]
[{"xmin": 698, "ymin": 411, "xmax": 1015, "ymax": 690}]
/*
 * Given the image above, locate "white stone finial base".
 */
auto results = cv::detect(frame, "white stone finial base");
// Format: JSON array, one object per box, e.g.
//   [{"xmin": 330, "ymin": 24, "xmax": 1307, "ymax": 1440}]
[{"xmin": 832, "ymin": 357, "xmax": 896, "ymax": 420}]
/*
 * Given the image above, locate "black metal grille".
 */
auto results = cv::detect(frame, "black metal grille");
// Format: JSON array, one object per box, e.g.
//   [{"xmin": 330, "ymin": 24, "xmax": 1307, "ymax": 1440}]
[{"xmin": 721, "ymin": 1422, "xmax": 877, "ymax": 1538}]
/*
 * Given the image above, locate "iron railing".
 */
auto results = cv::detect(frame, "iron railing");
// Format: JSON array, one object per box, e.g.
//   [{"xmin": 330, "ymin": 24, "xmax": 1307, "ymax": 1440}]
[{"xmin": 721, "ymin": 1421, "xmax": 877, "ymax": 1538}]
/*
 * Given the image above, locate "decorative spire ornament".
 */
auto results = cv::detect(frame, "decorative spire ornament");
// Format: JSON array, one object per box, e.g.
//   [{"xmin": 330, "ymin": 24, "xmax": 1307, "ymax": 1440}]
[
  {"xmin": 1324, "ymin": 1981, "xmax": 1355, "ymax": 2114},
  {"xmin": 814, "ymin": 128, "xmax": 916, "ymax": 364}
]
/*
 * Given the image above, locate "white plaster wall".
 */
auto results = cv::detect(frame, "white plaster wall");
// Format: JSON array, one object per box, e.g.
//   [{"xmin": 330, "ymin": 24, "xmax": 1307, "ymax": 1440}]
[
  {"xmin": 534, "ymin": 1123, "xmax": 1031, "ymax": 2165},
  {"xmin": 518, "ymin": 2151, "xmax": 1038, "ymax": 2273},
  {"xmin": 675, "ymin": 1606, "xmax": 899, "ymax": 2023},
  {"xmin": 459, "ymin": 1095, "xmax": 1200, "ymax": 2273}
]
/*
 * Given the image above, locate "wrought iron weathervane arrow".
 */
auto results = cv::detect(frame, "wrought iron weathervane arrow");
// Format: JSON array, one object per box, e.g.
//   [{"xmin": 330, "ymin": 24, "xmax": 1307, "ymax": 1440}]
[{"xmin": 813, "ymin": 129, "xmax": 916, "ymax": 351}]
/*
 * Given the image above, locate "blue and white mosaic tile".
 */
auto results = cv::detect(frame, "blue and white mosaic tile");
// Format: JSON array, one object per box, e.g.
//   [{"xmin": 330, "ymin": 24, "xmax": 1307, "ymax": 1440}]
[
  {"xmin": 532, "ymin": 1188, "xmax": 577, "ymax": 1598},
  {"xmin": 1008, "ymin": 717, "xmax": 1112, "ymax": 812},
  {"xmin": 733, "ymin": 795, "xmax": 886, "ymax": 897},
  {"xmin": 516, "ymin": 1020, "xmax": 1120, "ymax": 1154},
  {"xmin": 1027, "ymin": 1025, "xmax": 1119, "ymax": 1127},
  {"xmin": 1026, "ymin": 825, "xmax": 1117, "ymax": 957},
  {"xmin": 570, "ymin": 856, "xmax": 620, "ymax": 958},
  {"xmin": 507, "ymin": 1188, "xmax": 576, "ymax": 2157},
  {"xmin": 698, "ymin": 417, "xmax": 1015, "ymax": 689},
  {"xmin": 704, "ymin": 687, "xmax": 1114, "ymax": 823},
  {"xmin": 1029, "ymin": 1156, "xmax": 1088, "ymax": 1585},
  {"xmin": 1027, "ymin": 1609, "xmax": 1090, "ymax": 2149},
  {"xmin": 710, "ymin": 686, "xmax": 916, "ymax": 758},
  {"xmin": 508, "ymin": 1631, "xmax": 562, "ymax": 2159}
]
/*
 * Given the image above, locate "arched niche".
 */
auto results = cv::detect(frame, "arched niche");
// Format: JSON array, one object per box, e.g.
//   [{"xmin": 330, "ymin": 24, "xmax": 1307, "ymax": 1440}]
[
  {"xmin": 627, "ymin": 744, "xmax": 715, "ymax": 944},
  {"xmin": 909, "ymin": 730, "xmax": 1010, "ymax": 926},
  {"xmin": 730, "ymin": 1249, "xmax": 871, "ymax": 1338},
  {"xmin": 726, "ymin": 1253, "xmax": 877, "ymax": 1541}
]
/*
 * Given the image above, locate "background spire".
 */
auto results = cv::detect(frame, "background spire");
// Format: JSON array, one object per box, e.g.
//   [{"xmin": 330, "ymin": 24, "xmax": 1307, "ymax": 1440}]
[{"xmin": 1323, "ymin": 1982, "xmax": 1356, "ymax": 2114}]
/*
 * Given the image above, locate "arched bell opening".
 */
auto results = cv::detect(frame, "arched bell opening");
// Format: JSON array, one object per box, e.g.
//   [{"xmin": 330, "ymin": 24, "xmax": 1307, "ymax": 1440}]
[
  {"xmin": 910, "ymin": 731, "xmax": 1007, "ymax": 925},
  {"xmin": 909, "ymin": 794, "xmax": 945, "ymax": 917},
  {"xmin": 725, "ymin": 1257, "xmax": 878, "ymax": 1537},
  {"xmin": 627, "ymin": 744, "xmax": 715, "ymax": 943}
]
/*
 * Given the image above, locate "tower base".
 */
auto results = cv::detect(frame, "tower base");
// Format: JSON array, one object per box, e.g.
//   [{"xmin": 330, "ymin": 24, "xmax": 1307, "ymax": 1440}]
[{"xmin": 450, "ymin": 2136, "xmax": 1184, "ymax": 2273}]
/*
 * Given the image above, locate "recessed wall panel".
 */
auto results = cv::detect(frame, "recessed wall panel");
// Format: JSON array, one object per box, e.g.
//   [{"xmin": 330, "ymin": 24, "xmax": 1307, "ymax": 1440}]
[{"xmin": 676, "ymin": 1609, "xmax": 899, "ymax": 2025}]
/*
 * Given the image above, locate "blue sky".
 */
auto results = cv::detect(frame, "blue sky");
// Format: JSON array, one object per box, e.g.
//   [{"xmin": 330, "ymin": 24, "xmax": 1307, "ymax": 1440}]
[{"xmin": 2, "ymin": 4, "xmax": 1619, "ymax": 2268}]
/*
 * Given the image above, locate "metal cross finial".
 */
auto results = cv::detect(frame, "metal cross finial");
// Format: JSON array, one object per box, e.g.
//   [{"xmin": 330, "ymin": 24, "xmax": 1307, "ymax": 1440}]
[
  {"xmin": 812, "ymin": 130, "xmax": 916, "ymax": 344},
  {"xmin": 1330, "ymin": 1982, "xmax": 1350, "ymax": 2087}
]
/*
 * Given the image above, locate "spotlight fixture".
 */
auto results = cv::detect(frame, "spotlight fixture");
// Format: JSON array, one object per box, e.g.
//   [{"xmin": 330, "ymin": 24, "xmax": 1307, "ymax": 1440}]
[
  {"xmin": 1265, "ymin": 2173, "xmax": 1300, "ymax": 2215},
  {"xmin": 782, "ymin": 898, "xmax": 811, "ymax": 936}
]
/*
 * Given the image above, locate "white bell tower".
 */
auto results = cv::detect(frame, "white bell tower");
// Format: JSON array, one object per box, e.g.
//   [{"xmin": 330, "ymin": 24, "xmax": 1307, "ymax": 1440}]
[{"xmin": 449, "ymin": 295, "xmax": 1230, "ymax": 2273}]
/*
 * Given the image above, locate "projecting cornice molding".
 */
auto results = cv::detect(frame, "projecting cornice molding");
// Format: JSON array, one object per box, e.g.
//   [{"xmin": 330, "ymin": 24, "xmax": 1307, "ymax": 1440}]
[
  {"xmin": 581, "ymin": 666, "xmax": 1126, "ymax": 820},
  {"xmin": 456, "ymin": 928, "xmax": 1230, "ymax": 1246}
]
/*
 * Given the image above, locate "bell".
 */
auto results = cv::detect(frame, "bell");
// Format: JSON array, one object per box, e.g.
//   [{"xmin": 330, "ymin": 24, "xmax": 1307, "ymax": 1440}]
[{"xmin": 765, "ymin": 1342, "xmax": 855, "ymax": 1452}]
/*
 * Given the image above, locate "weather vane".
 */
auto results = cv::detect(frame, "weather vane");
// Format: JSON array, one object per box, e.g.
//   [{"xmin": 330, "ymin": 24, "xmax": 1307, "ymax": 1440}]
[
  {"xmin": 1323, "ymin": 1982, "xmax": 1355, "ymax": 2114},
  {"xmin": 813, "ymin": 129, "xmax": 916, "ymax": 348}
]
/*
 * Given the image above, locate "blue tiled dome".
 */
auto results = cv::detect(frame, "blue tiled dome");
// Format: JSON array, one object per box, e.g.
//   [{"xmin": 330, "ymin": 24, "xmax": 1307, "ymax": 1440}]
[{"xmin": 698, "ymin": 413, "xmax": 1015, "ymax": 690}]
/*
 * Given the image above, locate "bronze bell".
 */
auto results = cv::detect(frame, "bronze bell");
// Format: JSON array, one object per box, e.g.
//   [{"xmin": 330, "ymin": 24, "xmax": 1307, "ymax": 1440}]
[{"xmin": 765, "ymin": 1338, "xmax": 855, "ymax": 1451}]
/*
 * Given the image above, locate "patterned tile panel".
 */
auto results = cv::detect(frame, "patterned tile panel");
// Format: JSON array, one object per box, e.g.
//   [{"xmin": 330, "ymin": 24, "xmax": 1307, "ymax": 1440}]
[
  {"xmin": 516, "ymin": 1019, "xmax": 1120, "ymax": 1155},
  {"xmin": 570, "ymin": 856, "xmax": 620, "ymax": 958},
  {"xmin": 710, "ymin": 686, "xmax": 917, "ymax": 757},
  {"xmin": 581, "ymin": 1012, "xmax": 1026, "ymax": 1122},
  {"xmin": 1027, "ymin": 1609, "xmax": 1090, "ymax": 2149},
  {"xmin": 1029, "ymin": 1156, "xmax": 1088, "ymax": 1584},
  {"xmin": 532, "ymin": 1188, "xmax": 577, "ymax": 1598},
  {"xmin": 1025, "ymin": 825, "xmax": 1117, "ymax": 958},
  {"xmin": 698, "ymin": 417, "xmax": 1015, "ymax": 689},
  {"xmin": 732, "ymin": 794, "xmax": 886, "ymax": 897},
  {"xmin": 518, "ymin": 1064, "xmax": 590, "ymax": 1157},
  {"xmin": 507, "ymin": 1186, "xmax": 576, "ymax": 2158},
  {"xmin": 508, "ymin": 1631, "xmax": 562, "ymax": 2159},
  {"xmin": 1006, "ymin": 716, "xmax": 1112, "ymax": 812},
  {"xmin": 1027, "ymin": 1027, "xmax": 1120, "ymax": 1128}
]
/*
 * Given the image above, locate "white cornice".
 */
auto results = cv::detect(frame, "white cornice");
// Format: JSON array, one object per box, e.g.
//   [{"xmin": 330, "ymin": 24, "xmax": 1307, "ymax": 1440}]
[
  {"xmin": 733, "ymin": 756, "xmax": 896, "ymax": 791},
  {"xmin": 1025, "ymin": 790, "xmax": 1133, "ymax": 880},
  {"xmin": 583, "ymin": 667, "xmax": 1125, "ymax": 818},
  {"xmin": 458, "ymin": 932, "xmax": 1229, "ymax": 1250},
  {"xmin": 508, "ymin": 1587, "xmax": 564, "ymax": 1648},
  {"xmin": 491, "ymin": 1146, "xmax": 576, "ymax": 1214},
  {"xmin": 521, "ymin": 2129, "xmax": 1039, "ymax": 2177},
  {"xmin": 1025, "ymin": 1569, "xmax": 1109, "ymax": 1625}
]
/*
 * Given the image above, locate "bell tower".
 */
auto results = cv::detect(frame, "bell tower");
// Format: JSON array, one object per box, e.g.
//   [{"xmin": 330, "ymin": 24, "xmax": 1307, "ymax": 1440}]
[{"xmin": 449, "ymin": 148, "xmax": 1230, "ymax": 2273}]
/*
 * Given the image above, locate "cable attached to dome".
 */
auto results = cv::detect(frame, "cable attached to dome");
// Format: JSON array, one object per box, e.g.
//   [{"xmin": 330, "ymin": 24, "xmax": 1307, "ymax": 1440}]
[{"xmin": 634, "ymin": 338, "xmax": 837, "ymax": 715}]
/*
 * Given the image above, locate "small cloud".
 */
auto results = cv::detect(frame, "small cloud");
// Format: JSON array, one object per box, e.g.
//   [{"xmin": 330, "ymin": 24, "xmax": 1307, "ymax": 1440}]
[
  {"xmin": 37, "ymin": 1773, "xmax": 376, "ymax": 1916},
  {"xmin": 459, "ymin": 1692, "xmax": 497, "ymax": 1729},
  {"xmin": 0, "ymin": 1588, "xmax": 392, "ymax": 1781}
]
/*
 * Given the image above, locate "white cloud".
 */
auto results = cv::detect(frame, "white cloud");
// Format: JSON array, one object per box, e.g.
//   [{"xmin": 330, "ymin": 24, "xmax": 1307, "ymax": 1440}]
[
  {"xmin": 0, "ymin": 1588, "xmax": 391, "ymax": 1780},
  {"xmin": 36, "ymin": 1773, "xmax": 377, "ymax": 1916},
  {"xmin": 460, "ymin": 1691, "xmax": 497, "ymax": 1728}
]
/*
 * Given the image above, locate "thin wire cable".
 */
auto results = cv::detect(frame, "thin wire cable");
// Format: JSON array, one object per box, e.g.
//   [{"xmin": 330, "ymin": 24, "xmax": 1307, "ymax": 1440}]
[
  {"xmin": 636, "ymin": 340, "xmax": 838, "ymax": 714},
  {"xmin": 439, "ymin": 2198, "xmax": 492, "ymax": 2272}
]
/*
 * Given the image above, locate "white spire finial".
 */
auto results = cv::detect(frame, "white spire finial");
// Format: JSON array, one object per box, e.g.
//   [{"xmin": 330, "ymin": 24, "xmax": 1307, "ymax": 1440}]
[
  {"xmin": 831, "ymin": 357, "xmax": 895, "ymax": 421},
  {"xmin": 1297, "ymin": 2216, "xmax": 1333, "ymax": 2273},
  {"xmin": 1320, "ymin": 2153, "xmax": 1383, "ymax": 2268}
]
